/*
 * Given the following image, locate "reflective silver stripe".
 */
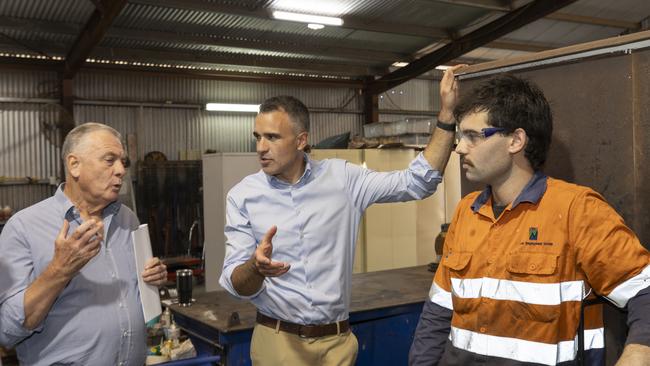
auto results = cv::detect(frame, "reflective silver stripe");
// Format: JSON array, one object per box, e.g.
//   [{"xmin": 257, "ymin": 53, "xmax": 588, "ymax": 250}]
[
  {"xmin": 450, "ymin": 277, "xmax": 584, "ymax": 305},
  {"xmin": 582, "ymin": 328, "xmax": 605, "ymax": 350},
  {"xmin": 449, "ymin": 326, "xmax": 604, "ymax": 365},
  {"xmin": 607, "ymin": 264, "xmax": 650, "ymax": 307},
  {"xmin": 429, "ymin": 281, "xmax": 453, "ymax": 310}
]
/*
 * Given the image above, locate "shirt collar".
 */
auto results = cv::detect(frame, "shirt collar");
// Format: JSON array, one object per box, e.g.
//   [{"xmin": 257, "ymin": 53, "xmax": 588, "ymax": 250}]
[
  {"xmin": 266, "ymin": 153, "xmax": 313, "ymax": 188},
  {"xmin": 55, "ymin": 183, "xmax": 121, "ymax": 222},
  {"xmin": 471, "ymin": 171, "xmax": 548, "ymax": 213}
]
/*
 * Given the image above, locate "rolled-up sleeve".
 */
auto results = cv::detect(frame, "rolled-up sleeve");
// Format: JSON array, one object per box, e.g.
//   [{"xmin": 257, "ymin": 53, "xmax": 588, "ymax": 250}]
[
  {"xmin": 218, "ymin": 194, "xmax": 265, "ymax": 299},
  {"xmin": 0, "ymin": 218, "xmax": 42, "ymax": 347},
  {"xmin": 346, "ymin": 152, "xmax": 442, "ymax": 211}
]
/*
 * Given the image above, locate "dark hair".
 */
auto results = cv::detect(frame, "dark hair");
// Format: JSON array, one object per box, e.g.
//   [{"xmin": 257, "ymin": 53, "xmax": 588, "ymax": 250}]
[
  {"xmin": 453, "ymin": 74, "xmax": 552, "ymax": 171},
  {"xmin": 259, "ymin": 95, "xmax": 310, "ymax": 133}
]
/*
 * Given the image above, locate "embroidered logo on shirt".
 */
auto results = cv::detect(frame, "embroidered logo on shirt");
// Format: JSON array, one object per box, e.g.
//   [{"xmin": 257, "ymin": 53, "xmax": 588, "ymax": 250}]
[{"xmin": 529, "ymin": 227, "xmax": 538, "ymax": 241}]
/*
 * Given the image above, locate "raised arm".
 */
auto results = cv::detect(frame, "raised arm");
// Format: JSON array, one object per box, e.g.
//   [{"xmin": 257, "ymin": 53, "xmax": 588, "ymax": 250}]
[
  {"xmin": 1, "ymin": 218, "xmax": 102, "ymax": 347},
  {"xmin": 23, "ymin": 219, "xmax": 103, "ymax": 329},
  {"xmin": 422, "ymin": 64, "xmax": 466, "ymax": 174}
]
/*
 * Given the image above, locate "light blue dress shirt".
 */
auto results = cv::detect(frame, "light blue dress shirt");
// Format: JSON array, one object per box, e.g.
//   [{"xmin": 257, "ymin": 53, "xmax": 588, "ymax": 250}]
[
  {"xmin": 219, "ymin": 152, "xmax": 442, "ymax": 325},
  {"xmin": 0, "ymin": 186, "xmax": 146, "ymax": 366}
]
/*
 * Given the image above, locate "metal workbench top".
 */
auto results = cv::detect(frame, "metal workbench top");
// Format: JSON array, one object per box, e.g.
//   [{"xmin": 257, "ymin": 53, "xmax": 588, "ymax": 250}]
[{"xmin": 169, "ymin": 265, "xmax": 434, "ymax": 333}]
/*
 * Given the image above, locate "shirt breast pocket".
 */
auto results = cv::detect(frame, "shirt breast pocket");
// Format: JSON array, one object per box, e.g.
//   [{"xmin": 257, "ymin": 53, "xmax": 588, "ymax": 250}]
[
  {"xmin": 442, "ymin": 251, "xmax": 472, "ymax": 273},
  {"xmin": 442, "ymin": 251, "xmax": 474, "ymax": 314},
  {"xmin": 507, "ymin": 252, "xmax": 558, "ymax": 275},
  {"xmin": 506, "ymin": 252, "xmax": 561, "ymax": 323}
]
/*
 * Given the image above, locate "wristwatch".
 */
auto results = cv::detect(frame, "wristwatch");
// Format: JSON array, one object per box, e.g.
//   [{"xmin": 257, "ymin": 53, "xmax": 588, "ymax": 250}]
[{"xmin": 436, "ymin": 119, "xmax": 456, "ymax": 132}]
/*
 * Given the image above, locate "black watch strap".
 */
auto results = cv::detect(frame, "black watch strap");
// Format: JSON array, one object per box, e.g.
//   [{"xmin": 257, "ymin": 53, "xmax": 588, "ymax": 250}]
[{"xmin": 436, "ymin": 119, "xmax": 456, "ymax": 132}]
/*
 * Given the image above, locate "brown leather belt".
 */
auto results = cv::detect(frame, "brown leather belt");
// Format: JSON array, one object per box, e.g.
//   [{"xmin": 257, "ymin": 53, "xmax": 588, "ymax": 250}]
[{"xmin": 256, "ymin": 312, "xmax": 350, "ymax": 338}]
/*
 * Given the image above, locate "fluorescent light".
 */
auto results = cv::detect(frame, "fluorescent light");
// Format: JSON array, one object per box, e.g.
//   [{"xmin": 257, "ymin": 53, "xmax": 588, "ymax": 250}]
[
  {"xmin": 435, "ymin": 65, "xmax": 452, "ymax": 71},
  {"xmin": 205, "ymin": 103, "xmax": 260, "ymax": 112},
  {"xmin": 273, "ymin": 0, "xmax": 343, "ymax": 15},
  {"xmin": 272, "ymin": 11, "xmax": 343, "ymax": 26},
  {"xmin": 307, "ymin": 23, "xmax": 325, "ymax": 30},
  {"xmin": 392, "ymin": 62, "xmax": 409, "ymax": 67}
]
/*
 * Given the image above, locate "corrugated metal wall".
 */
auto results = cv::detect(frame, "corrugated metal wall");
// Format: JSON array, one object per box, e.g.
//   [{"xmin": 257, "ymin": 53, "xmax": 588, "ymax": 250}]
[
  {"xmin": 0, "ymin": 103, "xmax": 60, "ymax": 178},
  {"xmin": 0, "ymin": 184, "xmax": 56, "ymax": 214},
  {"xmin": 73, "ymin": 72, "xmax": 364, "ymax": 153},
  {"xmin": 75, "ymin": 105, "xmax": 257, "ymax": 159},
  {"xmin": 0, "ymin": 69, "xmax": 62, "ymax": 212},
  {"xmin": 0, "ymin": 69, "xmax": 58, "ymax": 98},
  {"xmin": 378, "ymin": 78, "xmax": 440, "ymax": 123},
  {"xmin": 1, "ymin": 69, "xmax": 61, "ymax": 210},
  {"xmin": 75, "ymin": 72, "xmax": 362, "ymax": 111},
  {"xmin": 1, "ymin": 69, "xmax": 437, "ymax": 211}
]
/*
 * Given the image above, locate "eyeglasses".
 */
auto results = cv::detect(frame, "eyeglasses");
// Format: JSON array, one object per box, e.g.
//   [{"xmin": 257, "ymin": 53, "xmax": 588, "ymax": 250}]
[{"xmin": 456, "ymin": 127, "xmax": 507, "ymax": 147}]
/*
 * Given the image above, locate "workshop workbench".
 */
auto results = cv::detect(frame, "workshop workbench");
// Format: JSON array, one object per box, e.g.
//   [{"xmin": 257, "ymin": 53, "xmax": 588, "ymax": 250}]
[{"xmin": 169, "ymin": 265, "xmax": 435, "ymax": 366}]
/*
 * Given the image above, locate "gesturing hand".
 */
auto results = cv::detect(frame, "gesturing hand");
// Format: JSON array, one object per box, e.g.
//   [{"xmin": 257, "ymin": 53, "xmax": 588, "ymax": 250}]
[
  {"xmin": 253, "ymin": 226, "xmax": 290, "ymax": 277},
  {"xmin": 51, "ymin": 219, "xmax": 104, "ymax": 278}
]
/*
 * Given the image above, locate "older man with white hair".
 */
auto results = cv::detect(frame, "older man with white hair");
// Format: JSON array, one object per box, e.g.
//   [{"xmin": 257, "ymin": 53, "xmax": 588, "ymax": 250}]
[{"xmin": 0, "ymin": 122, "xmax": 167, "ymax": 365}]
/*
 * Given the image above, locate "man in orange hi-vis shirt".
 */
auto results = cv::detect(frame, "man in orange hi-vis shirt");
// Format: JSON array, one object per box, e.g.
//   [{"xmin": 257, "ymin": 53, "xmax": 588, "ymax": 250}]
[{"xmin": 409, "ymin": 74, "xmax": 650, "ymax": 366}]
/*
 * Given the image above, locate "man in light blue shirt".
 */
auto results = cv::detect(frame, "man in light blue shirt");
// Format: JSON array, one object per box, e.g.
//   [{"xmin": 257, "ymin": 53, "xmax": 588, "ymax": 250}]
[
  {"xmin": 0, "ymin": 123, "xmax": 168, "ymax": 365},
  {"xmin": 219, "ymin": 66, "xmax": 465, "ymax": 365}
]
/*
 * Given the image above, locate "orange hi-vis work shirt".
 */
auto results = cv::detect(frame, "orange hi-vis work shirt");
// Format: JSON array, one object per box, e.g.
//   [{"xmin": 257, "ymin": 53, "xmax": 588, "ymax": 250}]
[{"xmin": 429, "ymin": 173, "xmax": 650, "ymax": 365}]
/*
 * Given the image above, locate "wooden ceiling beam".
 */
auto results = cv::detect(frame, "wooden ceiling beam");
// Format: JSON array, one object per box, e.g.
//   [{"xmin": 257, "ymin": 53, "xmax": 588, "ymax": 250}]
[
  {"xmin": 487, "ymin": 39, "xmax": 556, "ymax": 52},
  {"xmin": 63, "ymin": 0, "xmax": 128, "ymax": 78}
]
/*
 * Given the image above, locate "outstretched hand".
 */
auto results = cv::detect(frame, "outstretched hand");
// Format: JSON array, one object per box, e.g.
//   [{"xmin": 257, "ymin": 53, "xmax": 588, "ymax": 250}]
[{"xmin": 253, "ymin": 226, "xmax": 290, "ymax": 277}]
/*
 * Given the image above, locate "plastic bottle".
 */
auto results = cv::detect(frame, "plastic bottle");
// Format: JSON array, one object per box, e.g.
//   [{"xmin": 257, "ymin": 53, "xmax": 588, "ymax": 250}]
[
  {"xmin": 161, "ymin": 307, "xmax": 171, "ymax": 328},
  {"xmin": 167, "ymin": 321, "xmax": 180, "ymax": 348}
]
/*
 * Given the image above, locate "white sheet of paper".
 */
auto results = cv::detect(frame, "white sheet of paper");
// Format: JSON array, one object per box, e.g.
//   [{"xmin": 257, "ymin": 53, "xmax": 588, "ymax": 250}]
[{"xmin": 132, "ymin": 224, "xmax": 162, "ymax": 323}]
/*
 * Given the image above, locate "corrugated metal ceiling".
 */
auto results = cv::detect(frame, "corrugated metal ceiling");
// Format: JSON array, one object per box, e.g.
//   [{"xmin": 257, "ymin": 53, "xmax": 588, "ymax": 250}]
[
  {"xmin": 0, "ymin": 0, "xmax": 93, "ymax": 23},
  {"xmin": 0, "ymin": 0, "xmax": 648, "ymax": 81},
  {"xmin": 562, "ymin": 0, "xmax": 650, "ymax": 20}
]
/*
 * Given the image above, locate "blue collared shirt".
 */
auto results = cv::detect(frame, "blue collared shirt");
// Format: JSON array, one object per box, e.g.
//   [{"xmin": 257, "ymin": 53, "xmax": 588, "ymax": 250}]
[
  {"xmin": 0, "ymin": 185, "xmax": 146, "ymax": 366},
  {"xmin": 470, "ymin": 170, "xmax": 548, "ymax": 214},
  {"xmin": 219, "ymin": 152, "xmax": 442, "ymax": 324}
]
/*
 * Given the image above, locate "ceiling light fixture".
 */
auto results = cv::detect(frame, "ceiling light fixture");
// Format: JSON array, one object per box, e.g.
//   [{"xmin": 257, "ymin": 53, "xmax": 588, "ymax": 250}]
[
  {"xmin": 435, "ymin": 65, "xmax": 452, "ymax": 71},
  {"xmin": 205, "ymin": 103, "xmax": 260, "ymax": 112},
  {"xmin": 392, "ymin": 62, "xmax": 409, "ymax": 67},
  {"xmin": 272, "ymin": 11, "xmax": 343, "ymax": 26},
  {"xmin": 307, "ymin": 23, "xmax": 325, "ymax": 30}
]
